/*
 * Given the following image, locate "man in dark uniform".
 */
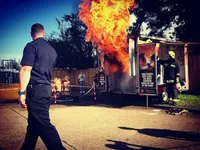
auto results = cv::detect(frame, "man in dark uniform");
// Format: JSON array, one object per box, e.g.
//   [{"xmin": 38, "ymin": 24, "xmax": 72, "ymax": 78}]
[
  {"xmin": 18, "ymin": 23, "xmax": 66, "ymax": 150},
  {"xmin": 158, "ymin": 50, "xmax": 180, "ymax": 103}
]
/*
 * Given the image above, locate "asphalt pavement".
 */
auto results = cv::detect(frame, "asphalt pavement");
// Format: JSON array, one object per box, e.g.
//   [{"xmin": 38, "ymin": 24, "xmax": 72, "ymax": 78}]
[{"xmin": 0, "ymin": 93, "xmax": 200, "ymax": 150}]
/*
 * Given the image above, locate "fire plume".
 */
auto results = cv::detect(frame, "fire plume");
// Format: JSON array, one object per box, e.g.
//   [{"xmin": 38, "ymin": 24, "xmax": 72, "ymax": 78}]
[{"xmin": 79, "ymin": 0, "xmax": 136, "ymax": 72}]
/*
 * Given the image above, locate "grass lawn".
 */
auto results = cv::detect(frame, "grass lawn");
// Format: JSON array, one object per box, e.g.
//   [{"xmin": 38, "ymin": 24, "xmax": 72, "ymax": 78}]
[{"xmin": 176, "ymin": 94, "xmax": 200, "ymax": 110}]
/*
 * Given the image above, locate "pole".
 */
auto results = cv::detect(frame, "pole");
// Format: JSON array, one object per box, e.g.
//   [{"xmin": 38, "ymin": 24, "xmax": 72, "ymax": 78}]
[
  {"xmin": 53, "ymin": 92, "xmax": 57, "ymax": 104},
  {"xmin": 98, "ymin": 52, "xmax": 99, "ymax": 69},
  {"xmin": 93, "ymin": 81, "xmax": 97, "ymax": 100},
  {"xmin": 146, "ymin": 95, "xmax": 148, "ymax": 109}
]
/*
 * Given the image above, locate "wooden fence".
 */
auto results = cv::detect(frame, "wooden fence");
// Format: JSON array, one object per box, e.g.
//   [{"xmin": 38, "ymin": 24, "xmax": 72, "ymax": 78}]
[
  {"xmin": 188, "ymin": 54, "xmax": 200, "ymax": 93},
  {"xmin": 51, "ymin": 68, "xmax": 99, "ymax": 86}
]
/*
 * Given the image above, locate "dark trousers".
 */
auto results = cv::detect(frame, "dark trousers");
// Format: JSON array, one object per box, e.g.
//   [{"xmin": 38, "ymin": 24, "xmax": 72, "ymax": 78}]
[
  {"xmin": 166, "ymin": 83, "xmax": 177, "ymax": 99},
  {"xmin": 20, "ymin": 84, "xmax": 66, "ymax": 150},
  {"xmin": 79, "ymin": 81, "xmax": 84, "ymax": 92}
]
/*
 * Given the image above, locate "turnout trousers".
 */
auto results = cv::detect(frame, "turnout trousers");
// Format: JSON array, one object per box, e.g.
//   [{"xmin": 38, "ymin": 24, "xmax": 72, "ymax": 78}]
[
  {"xmin": 166, "ymin": 83, "xmax": 177, "ymax": 100},
  {"xmin": 20, "ymin": 84, "xmax": 66, "ymax": 150}
]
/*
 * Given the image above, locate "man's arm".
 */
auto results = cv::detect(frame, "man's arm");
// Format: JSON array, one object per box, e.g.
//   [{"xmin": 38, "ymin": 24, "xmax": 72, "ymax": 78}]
[
  {"xmin": 83, "ymin": 74, "xmax": 86, "ymax": 81},
  {"xmin": 78, "ymin": 74, "xmax": 81, "ymax": 80},
  {"xmin": 175, "ymin": 63, "xmax": 180, "ymax": 83},
  {"xmin": 19, "ymin": 65, "xmax": 32, "ymax": 91},
  {"xmin": 157, "ymin": 57, "xmax": 165, "ymax": 65},
  {"xmin": 18, "ymin": 65, "xmax": 32, "ymax": 108},
  {"xmin": 19, "ymin": 43, "xmax": 35, "ymax": 108}
]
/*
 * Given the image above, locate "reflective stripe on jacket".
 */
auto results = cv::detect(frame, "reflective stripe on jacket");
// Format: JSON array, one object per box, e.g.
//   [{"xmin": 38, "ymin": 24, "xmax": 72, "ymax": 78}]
[{"xmin": 158, "ymin": 57, "xmax": 180, "ymax": 83}]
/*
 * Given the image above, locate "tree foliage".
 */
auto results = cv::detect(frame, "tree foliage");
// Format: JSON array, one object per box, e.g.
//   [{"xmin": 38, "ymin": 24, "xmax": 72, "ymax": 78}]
[
  {"xmin": 47, "ymin": 13, "xmax": 96, "ymax": 69},
  {"xmin": 132, "ymin": 0, "xmax": 199, "ymax": 42}
]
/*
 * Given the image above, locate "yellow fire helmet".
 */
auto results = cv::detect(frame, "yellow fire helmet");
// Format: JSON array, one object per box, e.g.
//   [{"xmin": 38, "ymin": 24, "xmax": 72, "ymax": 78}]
[{"xmin": 168, "ymin": 51, "xmax": 175, "ymax": 59}]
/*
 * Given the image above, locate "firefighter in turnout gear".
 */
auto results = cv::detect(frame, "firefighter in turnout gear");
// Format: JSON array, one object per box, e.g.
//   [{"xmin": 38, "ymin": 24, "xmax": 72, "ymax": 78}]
[{"xmin": 158, "ymin": 50, "xmax": 180, "ymax": 103}]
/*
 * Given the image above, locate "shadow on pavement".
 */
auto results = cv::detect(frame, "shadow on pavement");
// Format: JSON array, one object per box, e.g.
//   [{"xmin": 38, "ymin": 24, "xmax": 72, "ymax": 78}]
[
  {"xmin": 54, "ymin": 92, "xmax": 200, "ymax": 115},
  {"xmin": 2, "ymin": 92, "xmax": 199, "ymax": 115},
  {"xmin": 118, "ymin": 127, "xmax": 200, "ymax": 142},
  {"xmin": 0, "ymin": 92, "xmax": 149, "ymax": 109},
  {"xmin": 105, "ymin": 139, "xmax": 164, "ymax": 150},
  {"xmin": 55, "ymin": 92, "xmax": 157, "ymax": 108},
  {"xmin": 0, "ymin": 100, "xmax": 18, "ymax": 103}
]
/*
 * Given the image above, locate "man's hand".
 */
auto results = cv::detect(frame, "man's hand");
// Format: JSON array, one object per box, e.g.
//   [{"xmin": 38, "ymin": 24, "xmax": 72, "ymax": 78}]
[
  {"xmin": 176, "ymin": 83, "xmax": 181, "ymax": 93},
  {"xmin": 18, "ymin": 95, "xmax": 27, "ymax": 108},
  {"xmin": 176, "ymin": 77, "xmax": 180, "ymax": 83},
  {"xmin": 156, "ymin": 55, "xmax": 160, "ymax": 61}
]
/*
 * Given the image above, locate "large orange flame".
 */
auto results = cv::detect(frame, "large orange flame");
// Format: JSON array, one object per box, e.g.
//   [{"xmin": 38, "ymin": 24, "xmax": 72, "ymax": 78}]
[{"xmin": 79, "ymin": 0, "xmax": 136, "ymax": 72}]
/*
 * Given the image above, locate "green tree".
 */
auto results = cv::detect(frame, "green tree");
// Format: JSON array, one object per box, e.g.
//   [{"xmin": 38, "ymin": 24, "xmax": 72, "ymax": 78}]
[
  {"xmin": 48, "ymin": 13, "xmax": 96, "ymax": 69},
  {"xmin": 131, "ymin": 0, "xmax": 199, "ymax": 42}
]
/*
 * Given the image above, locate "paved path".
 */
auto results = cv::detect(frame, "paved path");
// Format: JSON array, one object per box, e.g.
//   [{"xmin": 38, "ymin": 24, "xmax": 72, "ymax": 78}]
[{"xmin": 0, "ymin": 101, "xmax": 200, "ymax": 150}]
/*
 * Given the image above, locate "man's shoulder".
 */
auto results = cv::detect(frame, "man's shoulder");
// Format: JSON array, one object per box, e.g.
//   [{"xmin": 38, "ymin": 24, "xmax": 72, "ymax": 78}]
[
  {"xmin": 33, "ymin": 38, "xmax": 55, "ymax": 50},
  {"xmin": 31, "ymin": 38, "xmax": 50, "ymax": 46},
  {"xmin": 24, "ymin": 42, "xmax": 35, "ymax": 50}
]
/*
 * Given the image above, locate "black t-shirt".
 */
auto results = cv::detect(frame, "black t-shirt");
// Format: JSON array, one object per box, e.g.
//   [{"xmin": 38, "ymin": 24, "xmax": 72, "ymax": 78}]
[{"xmin": 21, "ymin": 38, "xmax": 57, "ymax": 85}]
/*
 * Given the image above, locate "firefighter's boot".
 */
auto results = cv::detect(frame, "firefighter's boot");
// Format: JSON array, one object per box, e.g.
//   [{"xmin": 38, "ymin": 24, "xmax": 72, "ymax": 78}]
[
  {"xmin": 168, "ymin": 98, "xmax": 175, "ymax": 105},
  {"xmin": 173, "ymin": 98, "xmax": 180, "ymax": 102}
]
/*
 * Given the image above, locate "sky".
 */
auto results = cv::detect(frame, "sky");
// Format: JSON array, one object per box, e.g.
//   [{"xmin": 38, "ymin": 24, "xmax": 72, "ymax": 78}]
[
  {"xmin": 0, "ymin": 0, "xmax": 82, "ymax": 61},
  {"xmin": 0, "ymin": 0, "xmax": 175, "ymax": 62}
]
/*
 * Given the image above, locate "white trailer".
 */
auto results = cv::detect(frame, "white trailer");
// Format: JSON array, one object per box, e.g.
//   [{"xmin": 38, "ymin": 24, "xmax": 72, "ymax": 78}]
[{"xmin": 100, "ymin": 37, "xmax": 190, "ymax": 97}]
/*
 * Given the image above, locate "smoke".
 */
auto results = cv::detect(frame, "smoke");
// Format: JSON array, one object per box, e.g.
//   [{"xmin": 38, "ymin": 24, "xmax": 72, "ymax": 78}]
[{"xmin": 120, "ymin": 73, "xmax": 133, "ymax": 93}]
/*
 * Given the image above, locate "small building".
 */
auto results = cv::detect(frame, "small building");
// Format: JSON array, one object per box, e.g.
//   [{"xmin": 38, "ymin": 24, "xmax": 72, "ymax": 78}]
[
  {"xmin": 0, "ymin": 59, "xmax": 19, "ymax": 84},
  {"xmin": 0, "ymin": 69, "xmax": 19, "ymax": 84}
]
